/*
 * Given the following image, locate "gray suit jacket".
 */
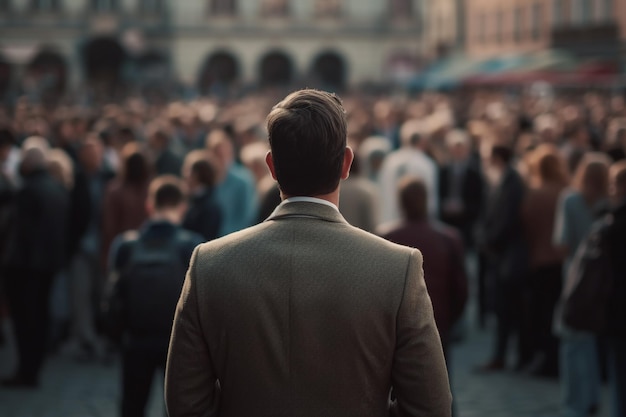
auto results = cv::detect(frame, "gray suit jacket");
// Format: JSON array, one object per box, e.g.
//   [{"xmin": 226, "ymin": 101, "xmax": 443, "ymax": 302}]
[{"xmin": 165, "ymin": 201, "xmax": 451, "ymax": 417}]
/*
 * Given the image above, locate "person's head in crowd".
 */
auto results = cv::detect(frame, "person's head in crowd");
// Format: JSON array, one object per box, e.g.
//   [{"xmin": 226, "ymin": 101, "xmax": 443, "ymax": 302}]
[
  {"xmin": 22, "ymin": 135, "xmax": 50, "ymax": 154},
  {"xmin": 572, "ymin": 152, "xmax": 612, "ymax": 204},
  {"xmin": 398, "ymin": 176, "xmax": 428, "ymax": 222},
  {"xmin": 527, "ymin": 143, "xmax": 569, "ymax": 188},
  {"xmin": 240, "ymin": 141, "xmax": 271, "ymax": 184},
  {"xmin": 0, "ymin": 127, "xmax": 16, "ymax": 163},
  {"xmin": 146, "ymin": 122, "xmax": 173, "ymax": 152},
  {"xmin": 119, "ymin": 141, "xmax": 152, "ymax": 186},
  {"xmin": 358, "ymin": 135, "xmax": 391, "ymax": 181},
  {"xmin": 78, "ymin": 133, "xmax": 104, "ymax": 175},
  {"xmin": 54, "ymin": 116, "xmax": 77, "ymax": 147},
  {"xmin": 182, "ymin": 150, "xmax": 217, "ymax": 194},
  {"xmin": 47, "ymin": 148, "xmax": 74, "ymax": 190},
  {"xmin": 19, "ymin": 145, "xmax": 48, "ymax": 177},
  {"xmin": 533, "ymin": 114, "xmax": 559, "ymax": 144},
  {"xmin": 206, "ymin": 129, "xmax": 235, "ymax": 177},
  {"xmin": 606, "ymin": 118, "xmax": 626, "ymax": 155},
  {"xmin": 265, "ymin": 89, "xmax": 353, "ymax": 199},
  {"xmin": 445, "ymin": 129, "xmax": 471, "ymax": 162},
  {"xmin": 146, "ymin": 175, "xmax": 188, "ymax": 223},
  {"xmin": 483, "ymin": 142, "xmax": 513, "ymax": 185},
  {"xmin": 399, "ymin": 119, "xmax": 427, "ymax": 150},
  {"xmin": 609, "ymin": 160, "xmax": 626, "ymax": 206}
]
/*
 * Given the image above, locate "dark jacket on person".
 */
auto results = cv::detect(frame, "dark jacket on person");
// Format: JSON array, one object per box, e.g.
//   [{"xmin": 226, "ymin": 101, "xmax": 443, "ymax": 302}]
[
  {"xmin": 182, "ymin": 188, "xmax": 222, "ymax": 242},
  {"xmin": 106, "ymin": 220, "xmax": 204, "ymax": 352},
  {"xmin": 67, "ymin": 166, "xmax": 115, "ymax": 264},
  {"xmin": 378, "ymin": 220, "xmax": 468, "ymax": 342},
  {"xmin": 477, "ymin": 166, "xmax": 528, "ymax": 287},
  {"xmin": 607, "ymin": 200, "xmax": 626, "ymax": 338},
  {"xmin": 438, "ymin": 161, "xmax": 483, "ymax": 246},
  {"xmin": 155, "ymin": 148, "xmax": 183, "ymax": 177},
  {"xmin": 2, "ymin": 169, "xmax": 69, "ymax": 273}
]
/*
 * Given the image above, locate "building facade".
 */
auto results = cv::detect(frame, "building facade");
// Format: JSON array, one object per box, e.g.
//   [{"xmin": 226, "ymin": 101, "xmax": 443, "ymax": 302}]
[
  {"xmin": 465, "ymin": 0, "xmax": 626, "ymax": 70},
  {"xmin": 0, "ymin": 0, "xmax": 427, "ymax": 95}
]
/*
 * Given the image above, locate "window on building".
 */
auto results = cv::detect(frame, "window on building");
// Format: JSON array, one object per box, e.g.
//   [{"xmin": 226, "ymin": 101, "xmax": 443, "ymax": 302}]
[
  {"xmin": 210, "ymin": 0, "xmax": 236, "ymax": 16},
  {"xmin": 532, "ymin": 2, "xmax": 542, "ymax": 40},
  {"xmin": 496, "ymin": 9, "xmax": 504, "ymax": 43},
  {"xmin": 390, "ymin": 0, "xmax": 413, "ymax": 19},
  {"xmin": 92, "ymin": 0, "xmax": 119, "ymax": 12},
  {"xmin": 315, "ymin": 0, "xmax": 341, "ymax": 18},
  {"xmin": 513, "ymin": 7, "xmax": 523, "ymax": 42},
  {"xmin": 31, "ymin": 0, "xmax": 61, "ymax": 12},
  {"xmin": 600, "ymin": 0, "xmax": 612, "ymax": 21},
  {"xmin": 571, "ymin": 0, "xmax": 592, "ymax": 24},
  {"xmin": 139, "ymin": 0, "xmax": 163, "ymax": 14},
  {"xmin": 552, "ymin": 0, "xmax": 563, "ymax": 26},
  {"xmin": 261, "ymin": 0, "xmax": 288, "ymax": 17},
  {"xmin": 478, "ymin": 13, "xmax": 487, "ymax": 44}
]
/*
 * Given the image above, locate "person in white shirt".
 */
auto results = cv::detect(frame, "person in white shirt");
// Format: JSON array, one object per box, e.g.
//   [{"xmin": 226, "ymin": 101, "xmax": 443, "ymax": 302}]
[{"xmin": 378, "ymin": 119, "xmax": 439, "ymax": 224}]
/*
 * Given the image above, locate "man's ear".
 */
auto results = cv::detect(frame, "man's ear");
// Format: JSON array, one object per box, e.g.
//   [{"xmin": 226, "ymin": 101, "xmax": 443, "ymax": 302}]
[
  {"xmin": 341, "ymin": 146, "xmax": 354, "ymax": 180},
  {"xmin": 146, "ymin": 201, "xmax": 154, "ymax": 217},
  {"xmin": 265, "ymin": 151, "xmax": 278, "ymax": 181}
]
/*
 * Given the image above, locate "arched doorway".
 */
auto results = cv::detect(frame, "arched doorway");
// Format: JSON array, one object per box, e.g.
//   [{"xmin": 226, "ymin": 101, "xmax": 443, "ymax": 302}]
[
  {"xmin": 198, "ymin": 51, "xmax": 240, "ymax": 96},
  {"xmin": 0, "ymin": 57, "xmax": 12, "ymax": 100},
  {"xmin": 259, "ymin": 50, "xmax": 293, "ymax": 87},
  {"xmin": 81, "ymin": 36, "xmax": 127, "ymax": 96},
  {"xmin": 24, "ymin": 48, "xmax": 68, "ymax": 104},
  {"xmin": 310, "ymin": 51, "xmax": 347, "ymax": 91}
]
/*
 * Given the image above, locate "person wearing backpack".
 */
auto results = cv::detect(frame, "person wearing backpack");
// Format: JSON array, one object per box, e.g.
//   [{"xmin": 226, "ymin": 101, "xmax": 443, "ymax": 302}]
[
  {"xmin": 605, "ymin": 160, "xmax": 626, "ymax": 417},
  {"xmin": 103, "ymin": 175, "xmax": 203, "ymax": 417}
]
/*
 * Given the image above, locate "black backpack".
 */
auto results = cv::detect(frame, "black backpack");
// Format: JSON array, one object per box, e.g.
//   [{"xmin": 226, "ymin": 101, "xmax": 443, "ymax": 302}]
[
  {"xmin": 103, "ymin": 231, "xmax": 189, "ymax": 344},
  {"xmin": 560, "ymin": 214, "xmax": 614, "ymax": 334}
]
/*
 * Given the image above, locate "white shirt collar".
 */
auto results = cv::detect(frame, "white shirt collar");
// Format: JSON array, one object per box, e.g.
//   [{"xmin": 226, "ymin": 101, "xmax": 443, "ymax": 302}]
[{"xmin": 281, "ymin": 196, "xmax": 339, "ymax": 211}]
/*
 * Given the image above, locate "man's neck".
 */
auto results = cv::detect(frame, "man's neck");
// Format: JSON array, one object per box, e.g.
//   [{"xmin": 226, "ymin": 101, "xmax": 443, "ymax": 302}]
[
  {"xmin": 282, "ymin": 188, "xmax": 341, "ymax": 208},
  {"xmin": 151, "ymin": 209, "xmax": 182, "ymax": 224}
]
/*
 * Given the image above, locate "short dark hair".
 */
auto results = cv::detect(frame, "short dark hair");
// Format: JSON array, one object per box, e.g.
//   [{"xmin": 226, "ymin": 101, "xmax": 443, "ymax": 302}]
[
  {"xmin": 398, "ymin": 176, "xmax": 428, "ymax": 221},
  {"xmin": 149, "ymin": 175, "xmax": 186, "ymax": 210},
  {"xmin": 266, "ymin": 89, "xmax": 347, "ymax": 196},
  {"xmin": 491, "ymin": 144, "xmax": 513, "ymax": 165},
  {"xmin": 184, "ymin": 150, "xmax": 217, "ymax": 187}
]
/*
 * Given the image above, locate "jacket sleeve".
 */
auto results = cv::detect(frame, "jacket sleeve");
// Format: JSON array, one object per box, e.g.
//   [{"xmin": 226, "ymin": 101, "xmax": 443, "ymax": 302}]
[
  {"xmin": 391, "ymin": 250, "xmax": 452, "ymax": 417},
  {"xmin": 165, "ymin": 246, "xmax": 220, "ymax": 417}
]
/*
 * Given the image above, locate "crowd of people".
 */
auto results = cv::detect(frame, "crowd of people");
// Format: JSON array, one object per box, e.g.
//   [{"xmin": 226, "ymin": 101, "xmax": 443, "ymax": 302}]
[{"xmin": 0, "ymin": 85, "xmax": 625, "ymax": 417}]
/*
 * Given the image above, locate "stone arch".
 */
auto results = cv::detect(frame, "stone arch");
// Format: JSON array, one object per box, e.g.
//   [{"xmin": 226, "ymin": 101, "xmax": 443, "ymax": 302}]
[
  {"xmin": 198, "ymin": 50, "xmax": 240, "ymax": 95},
  {"xmin": 258, "ymin": 50, "xmax": 294, "ymax": 87},
  {"xmin": 310, "ymin": 50, "xmax": 347, "ymax": 91},
  {"xmin": 24, "ymin": 47, "xmax": 68, "ymax": 103}
]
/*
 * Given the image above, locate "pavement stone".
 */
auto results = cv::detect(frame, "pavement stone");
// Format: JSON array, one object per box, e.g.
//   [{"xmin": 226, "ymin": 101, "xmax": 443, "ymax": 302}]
[{"xmin": 0, "ymin": 315, "xmax": 612, "ymax": 417}]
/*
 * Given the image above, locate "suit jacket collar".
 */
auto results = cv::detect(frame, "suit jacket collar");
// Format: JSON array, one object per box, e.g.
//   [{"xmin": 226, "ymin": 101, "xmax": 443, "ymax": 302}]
[{"xmin": 266, "ymin": 201, "xmax": 348, "ymax": 225}]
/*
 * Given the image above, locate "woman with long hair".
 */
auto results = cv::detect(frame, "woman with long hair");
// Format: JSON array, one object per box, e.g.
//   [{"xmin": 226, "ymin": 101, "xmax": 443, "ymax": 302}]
[
  {"xmin": 554, "ymin": 152, "xmax": 611, "ymax": 417},
  {"xmin": 102, "ymin": 141, "xmax": 153, "ymax": 266},
  {"xmin": 519, "ymin": 144, "xmax": 569, "ymax": 377}
]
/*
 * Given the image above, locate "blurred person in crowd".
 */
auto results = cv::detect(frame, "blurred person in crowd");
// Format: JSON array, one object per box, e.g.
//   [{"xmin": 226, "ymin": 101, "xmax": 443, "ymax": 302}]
[
  {"xmin": 146, "ymin": 122, "xmax": 183, "ymax": 177},
  {"xmin": 554, "ymin": 153, "xmax": 611, "ymax": 417},
  {"xmin": 181, "ymin": 150, "xmax": 222, "ymax": 242},
  {"xmin": 1, "ymin": 144, "xmax": 69, "ymax": 388},
  {"xmin": 605, "ymin": 118, "xmax": 626, "ymax": 162},
  {"xmin": 240, "ymin": 140, "xmax": 275, "ymax": 199},
  {"xmin": 61, "ymin": 135, "xmax": 115, "ymax": 359},
  {"xmin": 372, "ymin": 99, "xmax": 401, "ymax": 150},
  {"xmin": 519, "ymin": 144, "xmax": 569, "ymax": 378},
  {"xmin": 206, "ymin": 129, "xmax": 258, "ymax": 236},
  {"xmin": 378, "ymin": 119, "xmax": 438, "ymax": 224},
  {"xmin": 166, "ymin": 89, "xmax": 451, "ymax": 417},
  {"xmin": 102, "ymin": 141, "xmax": 152, "ymax": 265},
  {"xmin": 239, "ymin": 141, "xmax": 282, "ymax": 223},
  {"xmin": 378, "ymin": 176, "xmax": 468, "ymax": 363},
  {"xmin": 476, "ymin": 144, "xmax": 528, "ymax": 372},
  {"xmin": 103, "ymin": 176, "xmax": 203, "ymax": 417},
  {"xmin": 438, "ymin": 129, "xmax": 483, "ymax": 248},
  {"xmin": 605, "ymin": 160, "xmax": 626, "ymax": 417},
  {"xmin": 339, "ymin": 152, "xmax": 380, "ymax": 232},
  {"xmin": 358, "ymin": 135, "xmax": 391, "ymax": 182},
  {"xmin": 0, "ymin": 127, "xmax": 21, "ymax": 186}
]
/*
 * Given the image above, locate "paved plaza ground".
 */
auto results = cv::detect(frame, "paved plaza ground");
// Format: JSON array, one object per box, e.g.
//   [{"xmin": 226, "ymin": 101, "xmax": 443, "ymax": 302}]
[{"xmin": 0, "ymin": 315, "xmax": 611, "ymax": 417}]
